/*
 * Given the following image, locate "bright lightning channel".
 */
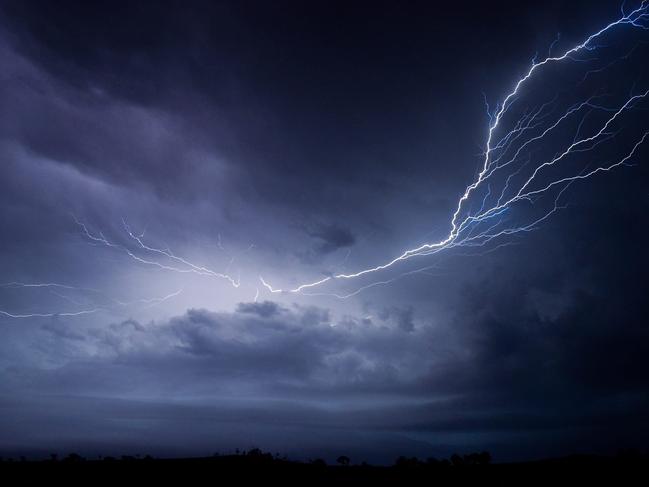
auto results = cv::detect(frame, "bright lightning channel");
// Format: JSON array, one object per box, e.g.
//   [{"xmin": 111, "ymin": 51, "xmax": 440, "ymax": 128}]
[{"xmin": 261, "ymin": 2, "xmax": 649, "ymax": 296}]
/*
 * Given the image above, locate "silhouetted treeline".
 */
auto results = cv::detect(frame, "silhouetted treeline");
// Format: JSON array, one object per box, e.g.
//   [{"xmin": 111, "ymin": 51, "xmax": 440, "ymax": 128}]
[{"xmin": 1, "ymin": 448, "xmax": 648, "ymax": 484}]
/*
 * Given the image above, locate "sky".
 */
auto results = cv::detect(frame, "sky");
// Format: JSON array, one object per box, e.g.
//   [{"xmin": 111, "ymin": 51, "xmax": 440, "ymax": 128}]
[{"xmin": 0, "ymin": 0, "xmax": 648, "ymax": 463}]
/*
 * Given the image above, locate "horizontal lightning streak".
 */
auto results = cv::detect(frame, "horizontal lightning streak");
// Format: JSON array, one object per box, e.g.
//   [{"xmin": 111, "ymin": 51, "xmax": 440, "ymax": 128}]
[{"xmin": 0, "ymin": 282, "xmax": 183, "ymax": 319}]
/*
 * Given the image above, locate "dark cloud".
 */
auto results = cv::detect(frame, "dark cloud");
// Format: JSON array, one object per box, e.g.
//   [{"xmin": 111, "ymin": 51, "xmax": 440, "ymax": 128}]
[
  {"xmin": 308, "ymin": 224, "xmax": 356, "ymax": 256},
  {"xmin": 237, "ymin": 301, "xmax": 284, "ymax": 318},
  {"xmin": 379, "ymin": 306, "xmax": 416, "ymax": 333}
]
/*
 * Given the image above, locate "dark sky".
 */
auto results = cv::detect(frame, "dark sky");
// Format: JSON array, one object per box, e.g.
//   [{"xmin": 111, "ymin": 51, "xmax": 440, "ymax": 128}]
[{"xmin": 0, "ymin": 0, "xmax": 648, "ymax": 463}]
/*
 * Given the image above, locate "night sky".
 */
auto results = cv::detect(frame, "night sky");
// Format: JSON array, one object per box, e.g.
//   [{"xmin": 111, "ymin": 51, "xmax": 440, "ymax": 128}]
[{"xmin": 1, "ymin": 1, "xmax": 648, "ymax": 463}]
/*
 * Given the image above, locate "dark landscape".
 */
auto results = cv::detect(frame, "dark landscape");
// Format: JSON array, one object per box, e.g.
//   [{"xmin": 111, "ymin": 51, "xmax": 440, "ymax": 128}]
[{"xmin": 3, "ymin": 449, "xmax": 649, "ymax": 483}]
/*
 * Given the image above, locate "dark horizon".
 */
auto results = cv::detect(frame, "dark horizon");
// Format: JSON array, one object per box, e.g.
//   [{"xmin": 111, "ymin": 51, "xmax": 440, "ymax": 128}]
[
  {"xmin": 1, "ymin": 0, "xmax": 648, "ymax": 464},
  {"xmin": 5, "ymin": 448, "xmax": 649, "ymax": 485}
]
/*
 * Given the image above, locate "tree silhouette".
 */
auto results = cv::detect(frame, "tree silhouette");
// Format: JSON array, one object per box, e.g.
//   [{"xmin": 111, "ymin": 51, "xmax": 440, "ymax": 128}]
[
  {"xmin": 395, "ymin": 456, "xmax": 421, "ymax": 468},
  {"xmin": 336, "ymin": 455, "xmax": 350, "ymax": 466},
  {"xmin": 450, "ymin": 453, "xmax": 464, "ymax": 467},
  {"xmin": 63, "ymin": 453, "xmax": 85, "ymax": 463}
]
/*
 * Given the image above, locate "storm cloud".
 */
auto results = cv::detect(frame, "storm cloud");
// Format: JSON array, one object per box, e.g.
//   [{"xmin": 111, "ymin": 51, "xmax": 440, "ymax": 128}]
[{"xmin": 0, "ymin": 0, "xmax": 648, "ymax": 464}]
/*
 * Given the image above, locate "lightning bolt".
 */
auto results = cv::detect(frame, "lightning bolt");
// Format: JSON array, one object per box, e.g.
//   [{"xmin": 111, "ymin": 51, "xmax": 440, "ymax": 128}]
[
  {"xmin": 73, "ymin": 216, "xmax": 241, "ymax": 288},
  {"xmin": 261, "ymin": 2, "xmax": 649, "ymax": 295},
  {"xmin": 0, "ymin": 282, "xmax": 183, "ymax": 319},
  {"xmin": 10, "ymin": 4, "xmax": 645, "ymax": 308}
]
